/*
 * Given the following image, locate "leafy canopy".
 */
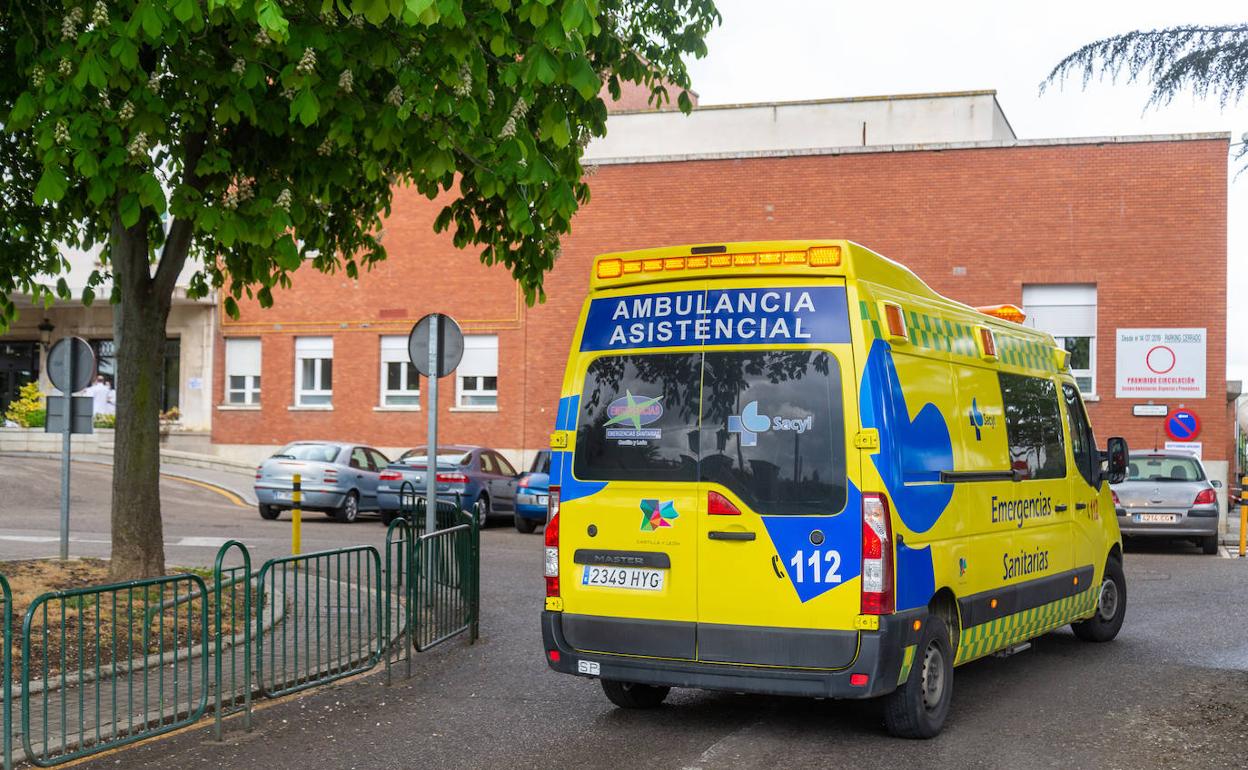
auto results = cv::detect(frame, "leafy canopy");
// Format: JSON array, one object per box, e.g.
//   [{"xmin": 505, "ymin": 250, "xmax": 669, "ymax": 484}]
[{"xmin": 0, "ymin": 0, "xmax": 719, "ymax": 322}]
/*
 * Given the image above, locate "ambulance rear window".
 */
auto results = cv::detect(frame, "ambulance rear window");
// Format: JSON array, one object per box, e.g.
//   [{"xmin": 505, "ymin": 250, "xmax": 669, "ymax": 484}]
[
  {"xmin": 574, "ymin": 353, "xmax": 702, "ymax": 481},
  {"xmin": 573, "ymin": 350, "xmax": 847, "ymax": 515},
  {"xmin": 700, "ymin": 351, "xmax": 846, "ymax": 516}
]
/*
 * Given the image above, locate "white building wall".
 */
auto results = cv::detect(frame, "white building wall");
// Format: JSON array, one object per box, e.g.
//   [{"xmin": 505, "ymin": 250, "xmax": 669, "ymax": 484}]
[{"xmin": 584, "ymin": 90, "xmax": 1015, "ymax": 162}]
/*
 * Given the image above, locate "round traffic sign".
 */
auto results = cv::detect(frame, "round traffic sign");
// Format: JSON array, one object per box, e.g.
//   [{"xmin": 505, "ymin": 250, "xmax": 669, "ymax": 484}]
[
  {"xmin": 1164, "ymin": 408, "xmax": 1201, "ymax": 442},
  {"xmin": 408, "ymin": 313, "xmax": 464, "ymax": 378},
  {"xmin": 46, "ymin": 337, "xmax": 96, "ymax": 393}
]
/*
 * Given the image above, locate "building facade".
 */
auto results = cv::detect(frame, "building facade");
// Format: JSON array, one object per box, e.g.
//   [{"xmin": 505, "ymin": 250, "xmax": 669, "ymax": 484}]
[{"xmin": 209, "ymin": 91, "xmax": 1232, "ymax": 509}]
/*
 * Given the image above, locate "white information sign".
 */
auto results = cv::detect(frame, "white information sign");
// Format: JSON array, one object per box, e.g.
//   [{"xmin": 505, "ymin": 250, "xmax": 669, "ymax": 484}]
[
  {"xmin": 1164, "ymin": 441, "xmax": 1202, "ymax": 460},
  {"xmin": 1115, "ymin": 328, "xmax": 1206, "ymax": 399}
]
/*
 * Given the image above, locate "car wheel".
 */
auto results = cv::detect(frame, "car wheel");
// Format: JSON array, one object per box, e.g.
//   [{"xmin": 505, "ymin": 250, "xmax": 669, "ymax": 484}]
[
  {"xmin": 473, "ymin": 495, "xmax": 490, "ymax": 529},
  {"xmin": 1072, "ymin": 556, "xmax": 1126, "ymax": 642},
  {"xmin": 381, "ymin": 510, "xmax": 398, "ymax": 527},
  {"xmin": 258, "ymin": 504, "xmax": 280, "ymax": 520},
  {"xmin": 514, "ymin": 514, "xmax": 538, "ymax": 534},
  {"xmin": 1201, "ymin": 535, "xmax": 1219, "ymax": 555},
  {"xmin": 601, "ymin": 679, "xmax": 669, "ymax": 709},
  {"xmin": 334, "ymin": 491, "xmax": 360, "ymax": 523},
  {"xmin": 883, "ymin": 616, "xmax": 954, "ymax": 739}
]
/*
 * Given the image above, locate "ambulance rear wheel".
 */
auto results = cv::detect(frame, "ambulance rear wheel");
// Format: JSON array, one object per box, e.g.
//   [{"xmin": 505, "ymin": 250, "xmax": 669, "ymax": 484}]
[
  {"xmin": 1072, "ymin": 556, "xmax": 1126, "ymax": 642},
  {"xmin": 882, "ymin": 616, "xmax": 953, "ymax": 739},
  {"xmin": 601, "ymin": 679, "xmax": 669, "ymax": 709}
]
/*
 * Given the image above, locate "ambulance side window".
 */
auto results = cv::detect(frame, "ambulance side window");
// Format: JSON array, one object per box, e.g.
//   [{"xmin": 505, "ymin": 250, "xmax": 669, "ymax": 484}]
[
  {"xmin": 1062, "ymin": 383, "xmax": 1098, "ymax": 488},
  {"xmin": 998, "ymin": 373, "xmax": 1066, "ymax": 481},
  {"xmin": 699, "ymin": 350, "xmax": 846, "ymax": 515},
  {"xmin": 574, "ymin": 353, "xmax": 701, "ymax": 481}
]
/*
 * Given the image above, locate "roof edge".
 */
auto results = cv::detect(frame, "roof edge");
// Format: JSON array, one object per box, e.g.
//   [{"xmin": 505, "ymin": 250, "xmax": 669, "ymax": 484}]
[
  {"xmin": 585, "ymin": 131, "xmax": 1233, "ymax": 166},
  {"xmin": 605, "ymin": 89, "xmax": 1001, "ymax": 117}
]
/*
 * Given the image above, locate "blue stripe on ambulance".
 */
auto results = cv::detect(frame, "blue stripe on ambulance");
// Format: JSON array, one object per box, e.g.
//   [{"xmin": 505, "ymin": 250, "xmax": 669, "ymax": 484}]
[
  {"xmin": 551, "ymin": 394, "xmax": 606, "ymax": 503},
  {"xmin": 859, "ymin": 339, "xmax": 955, "ymax": 610},
  {"xmin": 759, "ymin": 481, "xmax": 863, "ymax": 603}
]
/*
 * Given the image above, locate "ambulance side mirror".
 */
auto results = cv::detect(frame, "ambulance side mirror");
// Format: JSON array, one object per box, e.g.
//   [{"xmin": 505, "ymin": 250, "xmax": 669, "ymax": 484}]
[{"xmin": 1102, "ymin": 437, "xmax": 1129, "ymax": 485}]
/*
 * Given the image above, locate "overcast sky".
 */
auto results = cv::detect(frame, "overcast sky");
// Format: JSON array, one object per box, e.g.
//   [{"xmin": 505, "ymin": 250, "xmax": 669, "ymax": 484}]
[{"xmin": 685, "ymin": 0, "xmax": 1247, "ymax": 385}]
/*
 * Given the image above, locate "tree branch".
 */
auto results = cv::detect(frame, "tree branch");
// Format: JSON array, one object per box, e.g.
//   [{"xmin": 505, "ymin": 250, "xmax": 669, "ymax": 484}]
[{"xmin": 153, "ymin": 131, "xmax": 207, "ymax": 299}]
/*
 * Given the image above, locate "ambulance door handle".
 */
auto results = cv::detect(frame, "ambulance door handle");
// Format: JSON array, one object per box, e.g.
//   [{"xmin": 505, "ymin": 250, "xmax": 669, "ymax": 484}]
[
  {"xmin": 708, "ymin": 531, "xmax": 755, "ymax": 541},
  {"xmin": 1075, "ymin": 502, "xmax": 1088, "ymax": 510},
  {"xmin": 1054, "ymin": 504, "xmax": 1068, "ymax": 512}
]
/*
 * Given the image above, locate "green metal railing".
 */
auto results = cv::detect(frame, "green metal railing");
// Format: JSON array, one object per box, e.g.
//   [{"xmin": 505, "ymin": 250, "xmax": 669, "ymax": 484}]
[
  {"xmin": 414, "ymin": 505, "xmax": 480, "ymax": 650},
  {"xmin": 213, "ymin": 542, "xmax": 252, "ymax": 740},
  {"xmin": 20, "ymin": 573, "xmax": 210, "ymax": 767},
  {"xmin": 384, "ymin": 518, "xmax": 414, "ymax": 685},
  {"xmin": 255, "ymin": 546, "xmax": 383, "ymax": 698},
  {"xmin": 0, "ymin": 515, "xmax": 478, "ymax": 767},
  {"xmin": 2, "ymin": 574, "xmax": 12, "ymax": 770}
]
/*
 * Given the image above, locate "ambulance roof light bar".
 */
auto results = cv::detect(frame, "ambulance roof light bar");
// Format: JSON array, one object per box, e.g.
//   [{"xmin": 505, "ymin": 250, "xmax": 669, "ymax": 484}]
[
  {"xmin": 595, "ymin": 245, "xmax": 841, "ymax": 280},
  {"xmin": 975, "ymin": 304, "xmax": 1027, "ymax": 324}
]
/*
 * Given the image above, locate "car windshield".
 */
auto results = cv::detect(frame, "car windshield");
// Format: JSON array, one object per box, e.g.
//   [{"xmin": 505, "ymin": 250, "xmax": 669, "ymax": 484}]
[
  {"xmin": 1126, "ymin": 455, "xmax": 1204, "ymax": 482},
  {"xmin": 272, "ymin": 443, "xmax": 342, "ymax": 462},
  {"xmin": 398, "ymin": 449, "xmax": 471, "ymax": 466}
]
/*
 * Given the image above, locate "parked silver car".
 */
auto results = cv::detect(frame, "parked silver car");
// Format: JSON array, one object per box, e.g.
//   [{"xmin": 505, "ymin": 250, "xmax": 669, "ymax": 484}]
[
  {"xmin": 1112, "ymin": 451, "xmax": 1221, "ymax": 554},
  {"xmin": 255, "ymin": 441, "xmax": 391, "ymax": 523}
]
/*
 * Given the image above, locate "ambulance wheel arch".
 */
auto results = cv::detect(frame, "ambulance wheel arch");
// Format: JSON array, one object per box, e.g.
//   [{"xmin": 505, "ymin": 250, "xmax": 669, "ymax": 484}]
[{"xmin": 927, "ymin": 587, "xmax": 962, "ymax": 659}]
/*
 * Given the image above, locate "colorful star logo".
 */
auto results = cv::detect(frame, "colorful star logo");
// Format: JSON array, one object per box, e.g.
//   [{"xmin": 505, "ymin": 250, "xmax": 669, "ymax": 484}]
[
  {"xmin": 605, "ymin": 390, "xmax": 663, "ymax": 430},
  {"xmin": 639, "ymin": 499, "xmax": 679, "ymax": 531}
]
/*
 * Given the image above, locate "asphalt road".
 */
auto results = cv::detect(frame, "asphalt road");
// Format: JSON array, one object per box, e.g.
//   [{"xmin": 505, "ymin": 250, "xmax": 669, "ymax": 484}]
[
  {"xmin": 65, "ymin": 525, "xmax": 1247, "ymax": 770},
  {"xmin": 0, "ymin": 455, "xmax": 396, "ymax": 565}
]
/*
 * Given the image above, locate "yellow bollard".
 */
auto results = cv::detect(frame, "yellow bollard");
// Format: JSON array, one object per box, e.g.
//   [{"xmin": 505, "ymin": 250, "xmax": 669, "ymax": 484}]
[
  {"xmin": 1239, "ymin": 476, "xmax": 1246, "ymax": 559},
  {"xmin": 292, "ymin": 473, "xmax": 302, "ymax": 560}
]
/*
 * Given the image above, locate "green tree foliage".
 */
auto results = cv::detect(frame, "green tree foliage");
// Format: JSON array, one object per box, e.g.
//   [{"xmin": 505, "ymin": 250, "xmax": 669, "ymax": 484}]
[{"xmin": 0, "ymin": 0, "xmax": 718, "ymax": 577}]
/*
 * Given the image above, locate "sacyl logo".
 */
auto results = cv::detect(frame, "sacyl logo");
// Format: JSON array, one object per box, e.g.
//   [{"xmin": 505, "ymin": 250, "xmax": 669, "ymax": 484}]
[
  {"xmin": 727, "ymin": 401, "xmax": 813, "ymax": 447},
  {"xmin": 968, "ymin": 398, "xmax": 995, "ymax": 441}
]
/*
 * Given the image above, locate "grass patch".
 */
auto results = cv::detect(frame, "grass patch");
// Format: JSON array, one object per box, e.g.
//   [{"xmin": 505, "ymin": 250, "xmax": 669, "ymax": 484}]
[{"xmin": 1, "ymin": 558, "xmax": 250, "ymax": 687}]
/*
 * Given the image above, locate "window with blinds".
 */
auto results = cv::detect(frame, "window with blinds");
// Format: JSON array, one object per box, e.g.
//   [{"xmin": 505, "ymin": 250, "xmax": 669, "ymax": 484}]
[{"xmin": 1022, "ymin": 284, "xmax": 1097, "ymax": 395}]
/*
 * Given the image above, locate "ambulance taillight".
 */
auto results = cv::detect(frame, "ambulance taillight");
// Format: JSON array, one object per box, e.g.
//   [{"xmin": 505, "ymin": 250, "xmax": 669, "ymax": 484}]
[
  {"xmin": 544, "ymin": 487, "xmax": 561, "ymax": 598},
  {"xmin": 861, "ymin": 493, "xmax": 895, "ymax": 615}
]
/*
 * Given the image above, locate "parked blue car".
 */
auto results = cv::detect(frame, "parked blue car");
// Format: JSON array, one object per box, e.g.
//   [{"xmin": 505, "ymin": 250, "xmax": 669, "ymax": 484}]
[
  {"xmin": 254, "ymin": 441, "xmax": 391, "ymax": 523},
  {"xmin": 377, "ymin": 445, "xmax": 519, "ymax": 528},
  {"xmin": 514, "ymin": 450, "xmax": 551, "ymax": 533}
]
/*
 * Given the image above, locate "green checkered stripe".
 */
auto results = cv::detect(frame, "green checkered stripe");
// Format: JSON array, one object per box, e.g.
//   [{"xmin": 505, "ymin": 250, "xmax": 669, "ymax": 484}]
[
  {"xmin": 857, "ymin": 300, "xmax": 1056, "ymax": 374},
  {"xmin": 896, "ymin": 644, "xmax": 917, "ymax": 685},
  {"xmin": 996, "ymin": 335, "xmax": 1058, "ymax": 373},
  {"xmin": 954, "ymin": 586, "xmax": 1098, "ymax": 665}
]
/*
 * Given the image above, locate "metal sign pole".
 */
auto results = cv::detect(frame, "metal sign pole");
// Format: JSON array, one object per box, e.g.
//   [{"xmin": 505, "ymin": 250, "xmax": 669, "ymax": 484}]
[
  {"xmin": 425, "ymin": 314, "xmax": 439, "ymax": 537},
  {"xmin": 59, "ymin": 343, "xmax": 73, "ymax": 560}
]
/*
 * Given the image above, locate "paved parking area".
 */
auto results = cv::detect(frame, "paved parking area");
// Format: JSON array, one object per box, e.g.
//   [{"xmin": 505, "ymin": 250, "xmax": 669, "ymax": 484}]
[{"xmin": 68, "ymin": 528, "xmax": 1248, "ymax": 770}]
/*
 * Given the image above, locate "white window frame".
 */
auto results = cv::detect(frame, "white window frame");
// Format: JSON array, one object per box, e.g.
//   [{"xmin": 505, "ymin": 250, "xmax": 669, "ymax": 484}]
[
  {"xmin": 1022, "ymin": 284, "xmax": 1097, "ymax": 396},
  {"xmin": 295, "ymin": 336, "xmax": 334, "ymax": 407},
  {"xmin": 224, "ymin": 337, "xmax": 261, "ymax": 405},
  {"xmin": 379, "ymin": 335, "xmax": 420, "ymax": 409},
  {"xmin": 455, "ymin": 334, "xmax": 498, "ymax": 410}
]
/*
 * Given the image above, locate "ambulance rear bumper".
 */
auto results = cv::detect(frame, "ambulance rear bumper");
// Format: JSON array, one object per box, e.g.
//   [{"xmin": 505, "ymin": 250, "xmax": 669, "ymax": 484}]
[{"xmin": 541, "ymin": 609, "xmax": 924, "ymax": 700}]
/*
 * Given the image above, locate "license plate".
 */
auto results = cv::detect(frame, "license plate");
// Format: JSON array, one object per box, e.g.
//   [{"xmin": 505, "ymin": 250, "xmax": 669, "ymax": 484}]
[
  {"xmin": 537, "ymin": 495, "xmax": 549, "ymax": 506},
  {"xmin": 581, "ymin": 565, "xmax": 664, "ymax": 591},
  {"xmin": 577, "ymin": 660, "xmax": 600, "ymax": 676},
  {"xmin": 273, "ymin": 491, "xmax": 291, "ymax": 501},
  {"xmin": 1134, "ymin": 513, "xmax": 1178, "ymax": 523}
]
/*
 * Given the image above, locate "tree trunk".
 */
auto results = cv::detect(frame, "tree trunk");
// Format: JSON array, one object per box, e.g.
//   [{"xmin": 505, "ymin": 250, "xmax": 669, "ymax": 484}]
[{"xmin": 108, "ymin": 217, "xmax": 173, "ymax": 580}]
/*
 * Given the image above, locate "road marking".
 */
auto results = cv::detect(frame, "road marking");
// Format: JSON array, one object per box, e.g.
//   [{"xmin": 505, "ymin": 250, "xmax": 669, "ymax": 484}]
[
  {"xmin": 163, "ymin": 475, "xmax": 248, "ymax": 508},
  {"xmin": 172, "ymin": 536, "xmax": 233, "ymax": 548},
  {"xmin": 0, "ymin": 535, "xmax": 237, "ymax": 548}
]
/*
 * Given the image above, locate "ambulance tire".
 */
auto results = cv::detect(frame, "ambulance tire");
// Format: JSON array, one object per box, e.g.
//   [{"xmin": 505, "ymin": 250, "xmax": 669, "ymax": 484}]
[
  {"xmin": 1072, "ymin": 556, "xmax": 1126, "ymax": 643},
  {"xmin": 882, "ymin": 616, "xmax": 953, "ymax": 739},
  {"xmin": 601, "ymin": 679, "xmax": 670, "ymax": 709}
]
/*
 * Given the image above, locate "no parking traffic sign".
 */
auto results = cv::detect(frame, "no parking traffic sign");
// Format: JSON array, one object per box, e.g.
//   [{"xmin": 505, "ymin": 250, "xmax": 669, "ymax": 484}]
[{"xmin": 1164, "ymin": 408, "xmax": 1201, "ymax": 442}]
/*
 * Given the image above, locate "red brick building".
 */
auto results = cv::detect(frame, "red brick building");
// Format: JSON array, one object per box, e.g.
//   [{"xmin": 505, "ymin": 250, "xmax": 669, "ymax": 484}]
[{"xmin": 211, "ymin": 91, "xmax": 1232, "ymax": 508}]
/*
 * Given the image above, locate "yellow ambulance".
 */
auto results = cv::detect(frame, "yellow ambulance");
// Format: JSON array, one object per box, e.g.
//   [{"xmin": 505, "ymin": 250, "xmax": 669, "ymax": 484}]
[{"xmin": 541, "ymin": 240, "xmax": 1129, "ymax": 737}]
